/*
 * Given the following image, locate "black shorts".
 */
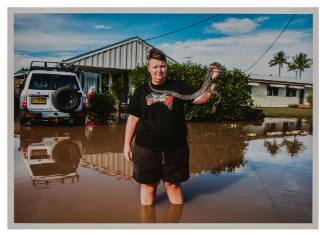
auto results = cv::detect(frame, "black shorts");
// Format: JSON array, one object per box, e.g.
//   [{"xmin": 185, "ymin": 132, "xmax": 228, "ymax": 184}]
[{"xmin": 132, "ymin": 143, "xmax": 190, "ymax": 185}]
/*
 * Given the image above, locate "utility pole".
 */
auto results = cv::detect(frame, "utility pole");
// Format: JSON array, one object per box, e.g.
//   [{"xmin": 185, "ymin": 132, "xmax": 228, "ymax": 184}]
[{"xmin": 183, "ymin": 56, "xmax": 192, "ymax": 64}]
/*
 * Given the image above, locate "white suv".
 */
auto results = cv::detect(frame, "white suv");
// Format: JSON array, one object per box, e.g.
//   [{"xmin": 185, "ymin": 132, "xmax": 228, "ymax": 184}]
[{"xmin": 19, "ymin": 61, "xmax": 86, "ymax": 126}]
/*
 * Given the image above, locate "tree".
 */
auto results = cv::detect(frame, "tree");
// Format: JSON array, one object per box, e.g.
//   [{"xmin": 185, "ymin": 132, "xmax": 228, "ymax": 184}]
[
  {"xmin": 111, "ymin": 77, "xmax": 129, "ymax": 113},
  {"xmin": 15, "ymin": 67, "xmax": 29, "ymax": 74},
  {"xmin": 87, "ymin": 92, "xmax": 115, "ymax": 123},
  {"xmin": 287, "ymin": 60, "xmax": 299, "ymax": 79},
  {"xmin": 293, "ymin": 53, "xmax": 312, "ymax": 79},
  {"xmin": 268, "ymin": 51, "xmax": 288, "ymax": 77}
]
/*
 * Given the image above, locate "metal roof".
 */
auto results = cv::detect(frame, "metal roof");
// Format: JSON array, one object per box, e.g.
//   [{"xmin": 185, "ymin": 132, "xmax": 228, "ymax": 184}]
[
  {"xmin": 249, "ymin": 73, "xmax": 313, "ymax": 86},
  {"xmin": 63, "ymin": 36, "xmax": 179, "ymax": 65}
]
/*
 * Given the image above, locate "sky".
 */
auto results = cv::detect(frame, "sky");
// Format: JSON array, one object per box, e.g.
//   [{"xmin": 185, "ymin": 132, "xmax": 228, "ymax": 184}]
[{"xmin": 14, "ymin": 13, "xmax": 313, "ymax": 81}]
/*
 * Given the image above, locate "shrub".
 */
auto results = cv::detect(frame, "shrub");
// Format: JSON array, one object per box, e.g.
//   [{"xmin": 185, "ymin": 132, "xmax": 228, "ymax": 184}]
[
  {"xmin": 87, "ymin": 92, "xmax": 115, "ymax": 123},
  {"xmin": 111, "ymin": 77, "xmax": 129, "ymax": 112},
  {"xmin": 288, "ymin": 104, "xmax": 299, "ymax": 108},
  {"xmin": 128, "ymin": 66, "xmax": 150, "ymax": 88}
]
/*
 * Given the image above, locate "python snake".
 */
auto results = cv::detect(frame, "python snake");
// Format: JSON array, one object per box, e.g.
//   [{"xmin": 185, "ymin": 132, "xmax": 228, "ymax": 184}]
[{"xmin": 148, "ymin": 68, "xmax": 221, "ymax": 112}]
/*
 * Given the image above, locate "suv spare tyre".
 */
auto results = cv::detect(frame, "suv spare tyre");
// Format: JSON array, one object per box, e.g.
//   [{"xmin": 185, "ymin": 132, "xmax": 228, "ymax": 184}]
[{"xmin": 52, "ymin": 86, "xmax": 81, "ymax": 113}]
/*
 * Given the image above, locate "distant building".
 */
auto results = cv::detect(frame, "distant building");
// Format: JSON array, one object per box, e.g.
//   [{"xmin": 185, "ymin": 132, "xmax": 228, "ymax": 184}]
[{"xmin": 249, "ymin": 74, "xmax": 313, "ymax": 107}]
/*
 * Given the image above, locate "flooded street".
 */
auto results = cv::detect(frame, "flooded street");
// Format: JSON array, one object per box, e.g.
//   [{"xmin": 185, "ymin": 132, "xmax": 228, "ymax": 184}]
[{"xmin": 13, "ymin": 117, "xmax": 313, "ymax": 223}]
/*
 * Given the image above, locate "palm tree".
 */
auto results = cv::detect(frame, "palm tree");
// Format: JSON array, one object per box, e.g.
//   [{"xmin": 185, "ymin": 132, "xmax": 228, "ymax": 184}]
[
  {"xmin": 293, "ymin": 53, "xmax": 312, "ymax": 79},
  {"xmin": 287, "ymin": 59, "xmax": 299, "ymax": 79},
  {"xmin": 269, "ymin": 51, "xmax": 288, "ymax": 77}
]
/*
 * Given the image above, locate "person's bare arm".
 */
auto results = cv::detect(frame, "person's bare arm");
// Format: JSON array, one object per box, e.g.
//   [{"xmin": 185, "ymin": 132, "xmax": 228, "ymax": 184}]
[
  {"xmin": 124, "ymin": 115, "xmax": 140, "ymax": 161},
  {"xmin": 192, "ymin": 91, "xmax": 211, "ymax": 105}
]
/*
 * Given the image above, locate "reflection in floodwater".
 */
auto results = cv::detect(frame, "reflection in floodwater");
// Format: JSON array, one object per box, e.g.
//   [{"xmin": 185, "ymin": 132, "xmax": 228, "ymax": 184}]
[
  {"xmin": 245, "ymin": 118, "xmax": 310, "ymax": 157},
  {"xmin": 188, "ymin": 123, "xmax": 247, "ymax": 175},
  {"xmin": 80, "ymin": 152, "xmax": 133, "ymax": 180},
  {"xmin": 18, "ymin": 117, "xmax": 312, "ymax": 185},
  {"xmin": 263, "ymin": 136, "xmax": 305, "ymax": 157},
  {"xmin": 264, "ymin": 138, "xmax": 280, "ymax": 156},
  {"xmin": 281, "ymin": 136, "xmax": 304, "ymax": 157},
  {"xmin": 139, "ymin": 204, "xmax": 183, "ymax": 223},
  {"xmin": 23, "ymin": 137, "xmax": 81, "ymax": 187},
  {"xmin": 81, "ymin": 123, "xmax": 133, "ymax": 179},
  {"xmin": 243, "ymin": 117, "xmax": 312, "ymax": 138},
  {"xmin": 19, "ymin": 126, "xmax": 84, "ymax": 187}
]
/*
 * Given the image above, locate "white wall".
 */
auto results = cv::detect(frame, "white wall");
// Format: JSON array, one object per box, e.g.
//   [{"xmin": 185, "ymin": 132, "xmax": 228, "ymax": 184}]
[
  {"xmin": 251, "ymin": 85, "xmax": 311, "ymax": 107},
  {"xmin": 303, "ymin": 88, "xmax": 313, "ymax": 105}
]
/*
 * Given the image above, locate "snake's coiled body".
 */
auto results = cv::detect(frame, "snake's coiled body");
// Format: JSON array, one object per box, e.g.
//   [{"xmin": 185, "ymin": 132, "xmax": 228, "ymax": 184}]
[{"xmin": 148, "ymin": 70, "xmax": 218, "ymax": 100}]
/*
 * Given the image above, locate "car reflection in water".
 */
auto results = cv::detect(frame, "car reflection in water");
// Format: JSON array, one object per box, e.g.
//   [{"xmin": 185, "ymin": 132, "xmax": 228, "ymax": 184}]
[{"xmin": 20, "ymin": 126, "xmax": 85, "ymax": 187}]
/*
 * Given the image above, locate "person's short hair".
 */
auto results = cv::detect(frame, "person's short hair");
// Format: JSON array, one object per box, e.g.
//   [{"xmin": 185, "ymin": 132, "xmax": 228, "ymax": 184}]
[
  {"xmin": 210, "ymin": 62, "xmax": 222, "ymax": 70},
  {"xmin": 147, "ymin": 48, "xmax": 167, "ymax": 63}
]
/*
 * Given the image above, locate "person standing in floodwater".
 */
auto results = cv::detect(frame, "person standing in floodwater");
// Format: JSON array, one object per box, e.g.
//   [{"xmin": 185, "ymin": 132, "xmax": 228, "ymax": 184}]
[{"xmin": 124, "ymin": 48, "xmax": 220, "ymax": 205}]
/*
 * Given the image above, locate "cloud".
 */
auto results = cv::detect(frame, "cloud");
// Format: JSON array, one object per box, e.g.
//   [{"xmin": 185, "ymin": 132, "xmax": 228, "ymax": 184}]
[
  {"xmin": 211, "ymin": 18, "xmax": 259, "ymax": 35},
  {"xmin": 255, "ymin": 16, "xmax": 269, "ymax": 23},
  {"xmin": 94, "ymin": 24, "xmax": 112, "ymax": 30},
  {"xmin": 158, "ymin": 30, "xmax": 313, "ymax": 80},
  {"xmin": 210, "ymin": 17, "xmax": 269, "ymax": 35},
  {"xmin": 14, "ymin": 53, "xmax": 72, "ymax": 72},
  {"xmin": 14, "ymin": 30, "xmax": 108, "ymax": 52},
  {"xmin": 13, "ymin": 27, "xmax": 127, "ymax": 71}
]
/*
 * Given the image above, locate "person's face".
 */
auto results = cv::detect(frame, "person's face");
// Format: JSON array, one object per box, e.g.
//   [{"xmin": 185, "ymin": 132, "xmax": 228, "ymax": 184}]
[{"xmin": 147, "ymin": 58, "xmax": 167, "ymax": 85}]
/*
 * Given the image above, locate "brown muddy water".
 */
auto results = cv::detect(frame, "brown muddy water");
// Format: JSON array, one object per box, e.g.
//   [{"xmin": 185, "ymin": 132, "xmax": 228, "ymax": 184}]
[{"xmin": 13, "ymin": 117, "xmax": 313, "ymax": 223}]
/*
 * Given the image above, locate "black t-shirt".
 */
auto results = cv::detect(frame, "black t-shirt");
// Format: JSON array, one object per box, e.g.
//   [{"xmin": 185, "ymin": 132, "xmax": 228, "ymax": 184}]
[{"xmin": 128, "ymin": 80, "xmax": 194, "ymax": 152}]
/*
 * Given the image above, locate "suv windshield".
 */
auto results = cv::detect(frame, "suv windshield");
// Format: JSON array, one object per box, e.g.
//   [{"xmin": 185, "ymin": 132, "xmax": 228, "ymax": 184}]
[{"xmin": 29, "ymin": 74, "xmax": 80, "ymax": 90}]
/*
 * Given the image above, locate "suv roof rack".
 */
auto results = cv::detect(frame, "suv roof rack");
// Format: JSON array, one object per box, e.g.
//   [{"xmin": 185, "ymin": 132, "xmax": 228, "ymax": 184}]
[{"xmin": 29, "ymin": 61, "xmax": 78, "ymax": 73}]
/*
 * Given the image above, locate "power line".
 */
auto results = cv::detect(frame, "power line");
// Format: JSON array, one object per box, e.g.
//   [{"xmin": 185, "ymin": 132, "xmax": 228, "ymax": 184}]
[
  {"xmin": 244, "ymin": 14, "xmax": 296, "ymax": 73},
  {"xmin": 144, "ymin": 14, "xmax": 221, "ymax": 42}
]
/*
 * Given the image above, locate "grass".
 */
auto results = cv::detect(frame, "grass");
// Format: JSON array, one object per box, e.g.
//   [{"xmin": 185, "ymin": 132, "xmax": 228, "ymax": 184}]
[{"xmin": 259, "ymin": 107, "xmax": 313, "ymax": 119}]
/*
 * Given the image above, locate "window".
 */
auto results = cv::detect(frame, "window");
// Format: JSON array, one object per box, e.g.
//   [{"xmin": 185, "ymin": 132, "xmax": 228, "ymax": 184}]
[
  {"xmin": 51, "ymin": 74, "xmax": 79, "ymax": 90},
  {"xmin": 80, "ymin": 72, "xmax": 100, "ymax": 92},
  {"xmin": 29, "ymin": 74, "xmax": 50, "ymax": 90},
  {"xmin": 286, "ymin": 88, "xmax": 297, "ymax": 97},
  {"xmin": 267, "ymin": 86, "xmax": 278, "ymax": 96}
]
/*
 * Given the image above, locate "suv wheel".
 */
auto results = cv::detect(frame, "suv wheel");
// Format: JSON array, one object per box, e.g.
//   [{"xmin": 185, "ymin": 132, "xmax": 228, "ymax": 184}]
[
  {"xmin": 52, "ymin": 139, "xmax": 81, "ymax": 173},
  {"xmin": 52, "ymin": 86, "xmax": 81, "ymax": 113}
]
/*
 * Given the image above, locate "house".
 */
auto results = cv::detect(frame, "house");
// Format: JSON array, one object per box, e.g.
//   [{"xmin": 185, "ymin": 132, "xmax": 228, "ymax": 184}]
[
  {"xmin": 62, "ymin": 36, "xmax": 178, "ymax": 102},
  {"xmin": 248, "ymin": 74, "xmax": 313, "ymax": 107}
]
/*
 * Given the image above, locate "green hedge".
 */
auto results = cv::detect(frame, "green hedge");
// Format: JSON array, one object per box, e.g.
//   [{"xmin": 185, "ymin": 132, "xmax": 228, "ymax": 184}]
[{"xmin": 87, "ymin": 92, "xmax": 115, "ymax": 123}]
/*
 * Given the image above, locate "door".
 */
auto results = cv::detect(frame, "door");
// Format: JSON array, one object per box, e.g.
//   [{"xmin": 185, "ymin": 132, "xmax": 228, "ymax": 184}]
[{"xmin": 299, "ymin": 89, "xmax": 305, "ymax": 104}]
